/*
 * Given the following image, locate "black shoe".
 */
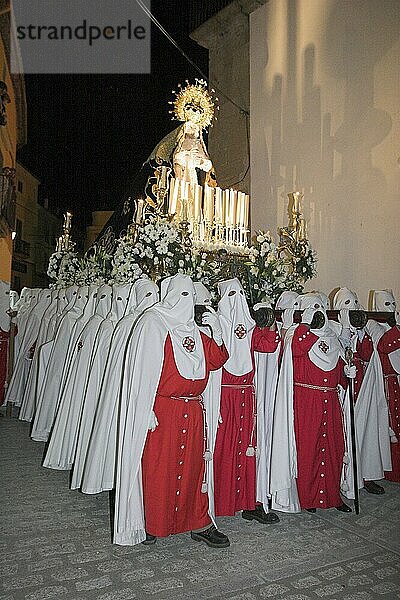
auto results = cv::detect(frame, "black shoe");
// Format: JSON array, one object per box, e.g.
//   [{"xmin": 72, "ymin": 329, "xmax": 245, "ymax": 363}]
[
  {"xmin": 242, "ymin": 505, "xmax": 280, "ymax": 524},
  {"xmin": 141, "ymin": 532, "xmax": 157, "ymax": 545},
  {"xmin": 305, "ymin": 508, "xmax": 316, "ymax": 513},
  {"xmin": 190, "ymin": 525, "xmax": 230, "ymax": 548},
  {"xmin": 364, "ymin": 481, "xmax": 385, "ymax": 495},
  {"xmin": 335, "ymin": 502, "xmax": 352, "ymax": 513}
]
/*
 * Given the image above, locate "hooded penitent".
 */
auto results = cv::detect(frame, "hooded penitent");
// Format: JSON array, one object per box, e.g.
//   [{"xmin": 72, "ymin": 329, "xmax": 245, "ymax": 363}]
[
  {"xmin": 271, "ymin": 293, "xmax": 347, "ymax": 512},
  {"xmin": 217, "ymin": 278, "xmax": 255, "ymax": 377},
  {"xmin": 81, "ymin": 279, "xmax": 159, "ymax": 495},
  {"xmin": 43, "ymin": 285, "xmax": 114, "ymax": 471},
  {"xmin": 4, "ymin": 289, "xmax": 52, "ymax": 408},
  {"xmin": 367, "ymin": 290, "xmax": 399, "ymax": 482},
  {"xmin": 114, "ymin": 273, "xmax": 227, "ymax": 545}
]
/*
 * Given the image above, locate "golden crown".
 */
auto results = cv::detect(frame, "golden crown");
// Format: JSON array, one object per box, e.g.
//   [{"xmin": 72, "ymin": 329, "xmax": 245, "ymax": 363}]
[{"xmin": 169, "ymin": 79, "xmax": 218, "ymax": 130}]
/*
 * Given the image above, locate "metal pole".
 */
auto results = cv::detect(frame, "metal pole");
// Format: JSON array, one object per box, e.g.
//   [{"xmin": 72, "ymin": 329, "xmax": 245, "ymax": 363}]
[{"xmin": 345, "ymin": 347, "xmax": 360, "ymax": 515}]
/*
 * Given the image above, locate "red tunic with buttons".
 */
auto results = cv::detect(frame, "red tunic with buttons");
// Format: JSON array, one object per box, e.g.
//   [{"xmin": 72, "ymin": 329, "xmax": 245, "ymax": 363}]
[
  {"xmin": 213, "ymin": 327, "xmax": 280, "ymax": 516},
  {"xmin": 353, "ymin": 333, "xmax": 373, "ymax": 401},
  {"xmin": 377, "ymin": 326, "xmax": 400, "ymax": 482},
  {"xmin": 0, "ymin": 329, "xmax": 10, "ymax": 406},
  {"xmin": 292, "ymin": 324, "xmax": 346, "ymax": 510},
  {"xmin": 142, "ymin": 332, "xmax": 228, "ymax": 537}
]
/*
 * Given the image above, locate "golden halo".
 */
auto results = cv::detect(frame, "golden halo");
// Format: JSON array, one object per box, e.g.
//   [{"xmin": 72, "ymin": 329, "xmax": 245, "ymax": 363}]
[{"xmin": 169, "ymin": 79, "xmax": 218, "ymax": 130}]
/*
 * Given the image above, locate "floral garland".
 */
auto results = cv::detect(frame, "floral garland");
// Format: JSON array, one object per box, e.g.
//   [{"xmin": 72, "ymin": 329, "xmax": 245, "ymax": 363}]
[{"xmin": 48, "ymin": 221, "xmax": 317, "ymax": 303}]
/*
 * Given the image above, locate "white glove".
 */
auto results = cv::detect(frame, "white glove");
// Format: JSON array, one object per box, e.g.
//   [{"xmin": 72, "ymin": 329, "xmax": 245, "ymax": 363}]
[
  {"xmin": 282, "ymin": 308, "xmax": 295, "ymax": 329},
  {"xmin": 202, "ymin": 306, "xmax": 223, "ymax": 345},
  {"xmin": 344, "ymin": 364, "xmax": 357, "ymax": 379},
  {"xmin": 395, "ymin": 311, "xmax": 400, "ymax": 326},
  {"xmin": 148, "ymin": 410, "xmax": 159, "ymax": 432}
]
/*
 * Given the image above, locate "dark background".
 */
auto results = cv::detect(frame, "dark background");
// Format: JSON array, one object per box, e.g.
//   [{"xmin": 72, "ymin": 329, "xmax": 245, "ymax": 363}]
[{"xmin": 16, "ymin": 3, "xmax": 232, "ymax": 232}]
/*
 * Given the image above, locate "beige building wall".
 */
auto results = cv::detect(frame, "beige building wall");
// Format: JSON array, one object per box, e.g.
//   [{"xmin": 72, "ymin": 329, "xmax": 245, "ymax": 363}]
[
  {"xmin": 0, "ymin": 9, "xmax": 26, "ymax": 285},
  {"xmin": 250, "ymin": 0, "xmax": 400, "ymax": 305},
  {"xmin": 12, "ymin": 163, "xmax": 40, "ymax": 290},
  {"xmin": 0, "ymin": 32, "xmax": 17, "ymax": 284}
]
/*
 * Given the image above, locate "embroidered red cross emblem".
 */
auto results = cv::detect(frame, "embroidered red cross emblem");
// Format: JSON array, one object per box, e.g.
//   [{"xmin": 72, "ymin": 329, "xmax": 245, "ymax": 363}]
[
  {"xmin": 182, "ymin": 336, "xmax": 196, "ymax": 353},
  {"xmin": 318, "ymin": 340, "xmax": 329, "ymax": 354},
  {"xmin": 234, "ymin": 324, "xmax": 247, "ymax": 339}
]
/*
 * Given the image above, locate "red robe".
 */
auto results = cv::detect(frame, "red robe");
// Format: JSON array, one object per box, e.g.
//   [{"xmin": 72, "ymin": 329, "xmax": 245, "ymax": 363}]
[
  {"xmin": 292, "ymin": 324, "xmax": 346, "ymax": 510},
  {"xmin": 353, "ymin": 333, "xmax": 373, "ymax": 401},
  {"xmin": 377, "ymin": 326, "xmax": 400, "ymax": 482},
  {"xmin": 213, "ymin": 327, "xmax": 280, "ymax": 516},
  {"xmin": 0, "ymin": 329, "xmax": 10, "ymax": 406},
  {"xmin": 142, "ymin": 332, "xmax": 228, "ymax": 537}
]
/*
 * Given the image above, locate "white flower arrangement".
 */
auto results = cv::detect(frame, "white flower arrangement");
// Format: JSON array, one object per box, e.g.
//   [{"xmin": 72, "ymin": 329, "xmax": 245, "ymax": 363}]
[
  {"xmin": 74, "ymin": 250, "xmax": 112, "ymax": 286},
  {"xmin": 47, "ymin": 250, "xmax": 80, "ymax": 289},
  {"xmin": 110, "ymin": 218, "xmax": 190, "ymax": 283},
  {"xmin": 47, "ymin": 222, "xmax": 318, "ymax": 302},
  {"xmin": 243, "ymin": 231, "xmax": 317, "ymax": 304}
]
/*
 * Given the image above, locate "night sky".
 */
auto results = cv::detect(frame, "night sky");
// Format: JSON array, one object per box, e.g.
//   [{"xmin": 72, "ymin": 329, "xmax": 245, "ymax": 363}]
[{"xmin": 17, "ymin": 3, "xmax": 209, "ymax": 233}]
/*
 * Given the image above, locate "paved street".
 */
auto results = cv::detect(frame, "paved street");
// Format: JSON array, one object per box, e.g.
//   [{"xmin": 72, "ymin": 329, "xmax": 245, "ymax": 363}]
[{"xmin": 1, "ymin": 417, "xmax": 399, "ymax": 600}]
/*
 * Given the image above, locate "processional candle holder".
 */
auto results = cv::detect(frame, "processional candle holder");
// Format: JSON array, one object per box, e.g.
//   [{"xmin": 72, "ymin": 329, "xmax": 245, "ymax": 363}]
[
  {"xmin": 153, "ymin": 165, "xmax": 172, "ymax": 218},
  {"xmin": 277, "ymin": 192, "xmax": 308, "ymax": 264},
  {"xmin": 56, "ymin": 211, "xmax": 75, "ymax": 252}
]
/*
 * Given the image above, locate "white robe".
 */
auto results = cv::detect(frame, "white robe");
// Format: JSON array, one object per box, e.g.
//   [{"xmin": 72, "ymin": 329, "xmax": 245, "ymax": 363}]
[
  {"xmin": 81, "ymin": 284, "xmax": 158, "ymax": 494},
  {"xmin": 19, "ymin": 291, "xmax": 62, "ymax": 421},
  {"xmin": 5, "ymin": 290, "xmax": 51, "ymax": 407},
  {"xmin": 31, "ymin": 287, "xmax": 91, "ymax": 441},
  {"xmin": 269, "ymin": 325, "xmax": 301, "ymax": 512},
  {"xmin": 43, "ymin": 286, "xmax": 113, "ymax": 470},
  {"xmin": 254, "ymin": 345, "xmax": 280, "ymax": 509},
  {"xmin": 114, "ymin": 312, "xmax": 166, "ymax": 545}
]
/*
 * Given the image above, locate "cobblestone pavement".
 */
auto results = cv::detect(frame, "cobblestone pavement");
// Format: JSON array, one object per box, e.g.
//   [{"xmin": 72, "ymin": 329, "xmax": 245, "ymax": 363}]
[{"xmin": 1, "ymin": 417, "xmax": 399, "ymax": 600}]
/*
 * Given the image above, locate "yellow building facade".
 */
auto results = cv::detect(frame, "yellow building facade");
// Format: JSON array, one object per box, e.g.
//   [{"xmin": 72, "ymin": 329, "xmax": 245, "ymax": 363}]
[{"xmin": 0, "ymin": 5, "xmax": 27, "ymax": 284}]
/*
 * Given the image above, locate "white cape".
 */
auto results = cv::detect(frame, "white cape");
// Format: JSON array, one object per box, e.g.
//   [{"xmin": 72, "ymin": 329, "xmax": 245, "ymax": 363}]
[
  {"xmin": 255, "ymin": 344, "xmax": 280, "ymax": 510},
  {"xmin": 269, "ymin": 325, "xmax": 301, "ymax": 513}
]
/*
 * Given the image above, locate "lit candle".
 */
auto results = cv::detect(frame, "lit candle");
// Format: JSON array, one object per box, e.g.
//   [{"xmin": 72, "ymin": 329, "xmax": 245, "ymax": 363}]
[
  {"xmin": 135, "ymin": 198, "xmax": 144, "ymax": 224},
  {"xmin": 181, "ymin": 180, "xmax": 189, "ymax": 221},
  {"xmin": 169, "ymin": 178, "xmax": 175, "ymax": 214},
  {"xmin": 229, "ymin": 190, "xmax": 237, "ymax": 226},
  {"xmin": 223, "ymin": 189, "xmax": 230, "ymax": 226},
  {"xmin": 64, "ymin": 212, "xmax": 72, "ymax": 231},
  {"xmin": 237, "ymin": 192, "xmax": 243, "ymax": 226},
  {"xmin": 244, "ymin": 195, "xmax": 249, "ymax": 229},
  {"xmin": 199, "ymin": 219, "xmax": 205, "ymax": 242},
  {"xmin": 215, "ymin": 187, "xmax": 223, "ymax": 223},
  {"xmin": 205, "ymin": 185, "xmax": 214, "ymax": 224},
  {"xmin": 181, "ymin": 179, "xmax": 189, "ymax": 200},
  {"xmin": 194, "ymin": 184, "xmax": 202, "ymax": 222},
  {"xmin": 159, "ymin": 165, "xmax": 169, "ymax": 189},
  {"xmin": 170, "ymin": 177, "xmax": 179, "ymax": 215}
]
